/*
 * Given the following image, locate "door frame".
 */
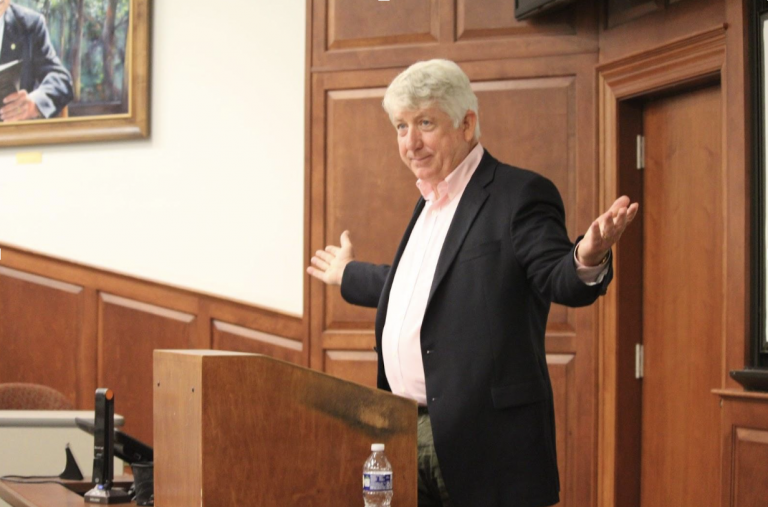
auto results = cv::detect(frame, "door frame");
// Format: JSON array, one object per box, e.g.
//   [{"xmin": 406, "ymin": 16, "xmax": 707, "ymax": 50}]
[{"xmin": 596, "ymin": 25, "xmax": 729, "ymax": 507}]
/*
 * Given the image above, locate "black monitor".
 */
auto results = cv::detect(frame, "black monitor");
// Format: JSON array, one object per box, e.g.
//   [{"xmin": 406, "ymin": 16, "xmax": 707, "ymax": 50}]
[
  {"xmin": 75, "ymin": 417, "xmax": 154, "ymax": 465},
  {"xmin": 515, "ymin": 0, "xmax": 576, "ymax": 20}
]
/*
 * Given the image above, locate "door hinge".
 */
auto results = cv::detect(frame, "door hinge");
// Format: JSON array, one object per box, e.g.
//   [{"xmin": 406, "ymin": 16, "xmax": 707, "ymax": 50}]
[
  {"xmin": 635, "ymin": 343, "xmax": 644, "ymax": 379},
  {"xmin": 636, "ymin": 135, "xmax": 645, "ymax": 170}
]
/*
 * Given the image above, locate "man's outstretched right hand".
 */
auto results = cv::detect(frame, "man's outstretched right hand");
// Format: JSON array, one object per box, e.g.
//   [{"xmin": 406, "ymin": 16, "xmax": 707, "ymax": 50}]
[
  {"xmin": 1, "ymin": 90, "xmax": 41, "ymax": 122},
  {"xmin": 307, "ymin": 230, "xmax": 354, "ymax": 286}
]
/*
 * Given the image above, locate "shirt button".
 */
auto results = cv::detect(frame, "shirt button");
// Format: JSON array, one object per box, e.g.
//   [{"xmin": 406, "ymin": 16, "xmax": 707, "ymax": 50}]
[
  {"xmin": 431, "ymin": 397, "xmax": 436, "ymax": 402},
  {"xmin": 425, "ymin": 349, "xmax": 432, "ymax": 355}
]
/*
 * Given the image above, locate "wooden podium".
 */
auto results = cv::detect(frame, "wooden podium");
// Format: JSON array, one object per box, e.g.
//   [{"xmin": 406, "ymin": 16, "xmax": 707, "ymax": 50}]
[{"xmin": 154, "ymin": 350, "xmax": 418, "ymax": 506}]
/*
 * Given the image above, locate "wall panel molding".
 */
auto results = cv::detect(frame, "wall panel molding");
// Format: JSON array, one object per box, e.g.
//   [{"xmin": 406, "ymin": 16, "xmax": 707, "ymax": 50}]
[
  {"xmin": 98, "ymin": 292, "xmax": 198, "ymax": 443},
  {"xmin": 0, "ymin": 265, "xmax": 88, "ymax": 408},
  {"xmin": 0, "ymin": 242, "xmax": 308, "ymax": 445},
  {"xmin": 456, "ymin": 0, "xmax": 576, "ymax": 41},
  {"xmin": 326, "ymin": 0, "xmax": 440, "ymax": 50},
  {"xmin": 547, "ymin": 354, "xmax": 576, "ymax": 507},
  {"xmin": 599, "ymin": 0, "xmax": 725, "ymax": 63},
  {"xmin": 324, "ymin": 350, "xmax": 378, "ymax": 387},
  {"xmin": 0, "ymin": 266, "xmax": 82, "ymax": 293},
  {"xmin": 100, "ymin": 293, "xmax": 196, "ymax": 323},
  {"xmin": 716, "ymin": 391, "xmax": 768, "ymax": 507},
  {"xmin": 213, "ymin": 320, "xmax": 304, "ymax": 365},
  {"xmin": 310, "ymin": 0, "xmax": 598, "ymax": 72}
]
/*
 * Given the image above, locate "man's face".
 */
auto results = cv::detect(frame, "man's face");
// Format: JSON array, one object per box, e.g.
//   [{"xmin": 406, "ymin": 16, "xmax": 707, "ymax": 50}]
[
  {"xmin": 0, "ymin": 0, "xmax": 10, "ymax": 17},
  {"xmin": 393, "ymin": 105, "xmax": 476, "ymax": 186}
]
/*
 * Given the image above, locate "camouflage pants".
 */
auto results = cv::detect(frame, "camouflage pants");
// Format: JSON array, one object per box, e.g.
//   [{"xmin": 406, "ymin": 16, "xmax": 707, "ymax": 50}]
[{"xmin": 418, "ymin": 408, "xmax": 453, "ymax": 507}]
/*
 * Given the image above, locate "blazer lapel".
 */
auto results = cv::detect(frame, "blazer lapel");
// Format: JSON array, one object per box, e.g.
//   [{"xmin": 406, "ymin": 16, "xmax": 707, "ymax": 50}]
[
  {"xmin": 375, "ymin": 197, "xmax": 426, "ymax": 339},
  {"xmin": 426, "ymin": 151, "xmax": 496, "ymax": 310},
  {"xmin": 0, "ymin": 7, "xmax": 20, "ymax": 66}
]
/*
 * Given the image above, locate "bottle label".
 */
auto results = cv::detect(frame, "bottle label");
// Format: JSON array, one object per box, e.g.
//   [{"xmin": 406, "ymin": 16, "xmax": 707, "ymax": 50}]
[{"xmin": 363, "ymin": 471, "xmax": 393, "ymax": 491}]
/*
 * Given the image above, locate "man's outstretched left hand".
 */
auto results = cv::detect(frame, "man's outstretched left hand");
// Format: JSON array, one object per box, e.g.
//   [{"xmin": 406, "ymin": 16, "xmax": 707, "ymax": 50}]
[{"xmin": 577, "ymin": 196, "xmax": 639, "ymax": 266}]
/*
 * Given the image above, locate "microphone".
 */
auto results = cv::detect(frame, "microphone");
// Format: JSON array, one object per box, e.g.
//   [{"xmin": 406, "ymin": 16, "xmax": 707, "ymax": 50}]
[{"xmin": 84, "ymin": 388, "xmax": 132, "ymax": 504}]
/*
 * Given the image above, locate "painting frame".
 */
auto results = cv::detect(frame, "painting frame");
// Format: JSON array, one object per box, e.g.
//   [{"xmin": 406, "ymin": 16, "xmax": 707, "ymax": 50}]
[{"xmin": 0, "ymin": 0, "xmax": 150, "ymax": 147}]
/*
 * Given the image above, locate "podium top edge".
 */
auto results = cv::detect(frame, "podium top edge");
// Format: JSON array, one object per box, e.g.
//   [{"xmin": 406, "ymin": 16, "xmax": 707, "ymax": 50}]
[
  {"xmin": 154, "ymin": 349, "xmax": 259, "ymax": 358},
  {"xmin": 152, "ymin": 350, "xmax": 419, "ymax": 409}
]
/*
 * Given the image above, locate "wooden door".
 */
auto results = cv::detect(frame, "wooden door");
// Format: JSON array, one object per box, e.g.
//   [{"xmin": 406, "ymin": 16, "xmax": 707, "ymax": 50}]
[{"xmin": 640, "ymin": 84, "xmax": 723, "ymax": 507}]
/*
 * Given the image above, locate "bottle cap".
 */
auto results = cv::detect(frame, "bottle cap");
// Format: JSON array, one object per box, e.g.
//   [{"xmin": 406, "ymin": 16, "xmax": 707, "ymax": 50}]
[{"xmin": 371, "ymin": 443, "xmax": 385, "ymax": 451}]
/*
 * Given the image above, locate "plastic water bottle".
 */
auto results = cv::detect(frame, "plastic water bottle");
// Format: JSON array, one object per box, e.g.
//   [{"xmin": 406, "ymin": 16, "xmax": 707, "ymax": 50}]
[{"xmin": 363, "ymin": 443, "xmax": 393, "ymax": 506}]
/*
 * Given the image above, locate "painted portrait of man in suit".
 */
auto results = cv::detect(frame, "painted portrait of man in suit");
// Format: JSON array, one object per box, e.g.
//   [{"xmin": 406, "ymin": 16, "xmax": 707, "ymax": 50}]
[
  {"xmin": 0, "ymin": 0, "xmax": 130, "ymax": 123},
  {"xmin": 0, "ymin": 0, "xmax": 72, "ymax": 121}
]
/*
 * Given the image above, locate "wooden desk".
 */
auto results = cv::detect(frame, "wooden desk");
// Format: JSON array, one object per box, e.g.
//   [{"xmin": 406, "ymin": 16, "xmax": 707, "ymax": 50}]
[
  {"xmin": 0, "ymin": 411, "xmax": 127, "ymax": 507},
  {"xmin": 0, "ymin": 411, "xmax": 125, "ymax": 484},
  {"xmin": 0, "ymin": 479, "xmax": 133, "ymax": 507}
]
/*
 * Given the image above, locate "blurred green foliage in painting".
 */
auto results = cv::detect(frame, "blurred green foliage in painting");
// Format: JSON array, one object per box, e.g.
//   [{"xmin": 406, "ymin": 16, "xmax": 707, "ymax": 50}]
[{"xmin": 15, "ymin": 0, "xmax": 130, "ymax": 116}]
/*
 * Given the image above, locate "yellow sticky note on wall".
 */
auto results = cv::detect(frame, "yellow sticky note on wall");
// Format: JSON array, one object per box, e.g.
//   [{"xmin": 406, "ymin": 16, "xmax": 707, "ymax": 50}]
[{"xmin": 16, "ymin": 152, "xmax": 42, "ymax": 164}]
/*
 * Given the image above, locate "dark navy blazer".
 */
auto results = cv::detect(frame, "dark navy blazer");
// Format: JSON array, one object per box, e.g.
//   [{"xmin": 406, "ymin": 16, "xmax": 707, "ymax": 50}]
[
  {"xmin": 1, "ymin": 4, "xmax": 73, "ymax": 118},
  {"xmin": 341, "ymin": 149, "xmax": 613, "ymax": 507}
]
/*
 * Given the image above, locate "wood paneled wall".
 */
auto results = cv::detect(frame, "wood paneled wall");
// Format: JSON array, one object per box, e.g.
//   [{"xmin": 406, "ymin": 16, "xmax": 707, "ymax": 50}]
[
  {"xmin": 717, "ymin": 391, "xmax": 768, "ymax": 507},
  {"xmin": 0, "ymin": 246, "xmax": 304, "ymax": 445},
  {"xmin": 311, "ymin": 0, "xmax": 597, "ymax": 70},
  {"xmin": 308, "ymin": 55, "xmax": 600, "ymax": 506},
  {"xmin": 306, "ymin": 1, "xmax": 760, "ymax": 506},
  {"xmin": 307, "ymin": 3, "xmax": 605, "ymax": 506},
  {"xmin": 0, "ymin": 267, "xmax": 89, "ymax": 407}
]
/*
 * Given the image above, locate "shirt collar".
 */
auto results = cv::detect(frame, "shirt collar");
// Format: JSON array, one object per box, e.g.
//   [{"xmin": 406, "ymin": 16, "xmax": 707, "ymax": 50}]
[{"xmin": 416, "ymin": 142, "xmax": 484, "ymax": 205}]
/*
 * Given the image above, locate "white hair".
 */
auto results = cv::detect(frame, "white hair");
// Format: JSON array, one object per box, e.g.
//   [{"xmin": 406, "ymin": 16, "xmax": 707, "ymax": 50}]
[{"xmin": 382, "ymin": 59, "xmax": 481, "ymax": 139}]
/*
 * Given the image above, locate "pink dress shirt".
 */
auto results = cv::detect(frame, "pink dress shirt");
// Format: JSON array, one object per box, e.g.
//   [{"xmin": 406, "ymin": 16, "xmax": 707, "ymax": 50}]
[{"xmin": 382, "ymin": 143, "xmax": 607, "ymax": 405}]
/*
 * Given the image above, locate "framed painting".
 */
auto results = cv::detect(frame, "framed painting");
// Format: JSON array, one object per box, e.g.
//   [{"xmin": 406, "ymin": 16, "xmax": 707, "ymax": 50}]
[{"xmin": 0, "ymin": 0, "xmax": 149, "ymax": 146}]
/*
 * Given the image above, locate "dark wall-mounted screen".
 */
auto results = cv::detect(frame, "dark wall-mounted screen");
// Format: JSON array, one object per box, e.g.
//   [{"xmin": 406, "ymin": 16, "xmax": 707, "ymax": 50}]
[
  {"xmin": 752, "ymin": 0, "xmax": 768, "ymax": 366},
  {"xmin": 515, "ymin": 0, "xmax": 576, "ymax": 20},
  {"xmin": 761, "ymin": 10, "xmax": 768, "ymax": 354}
]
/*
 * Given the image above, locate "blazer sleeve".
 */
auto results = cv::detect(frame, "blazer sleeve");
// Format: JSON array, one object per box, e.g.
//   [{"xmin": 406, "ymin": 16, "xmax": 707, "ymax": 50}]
[
  {"xmin": 511, "ymin": 174, "xmax": 613, "ymax": 307},
  {"xmin": 26, "ymin": 13, "xmax": 74, "ymax": 117},
  {"xmin": 340, "ymin": 261, "xmax": 391, "ymax": 308}
]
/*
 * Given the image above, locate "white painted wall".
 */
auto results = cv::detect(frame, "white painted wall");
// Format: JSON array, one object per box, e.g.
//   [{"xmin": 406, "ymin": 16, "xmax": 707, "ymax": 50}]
[{"xmin": 0, "ymin": 1, "xmax": 306, "ymax": 315}]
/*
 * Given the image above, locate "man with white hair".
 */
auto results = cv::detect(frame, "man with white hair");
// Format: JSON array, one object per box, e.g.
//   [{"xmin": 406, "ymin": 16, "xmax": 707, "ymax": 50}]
[
  {"xmin": 0, "ymin": 0, "xmax": 74, "ymax": 121},
  {"xmin": 308, "ymin": 59, "xmax": 638, "ymax": 507}
]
